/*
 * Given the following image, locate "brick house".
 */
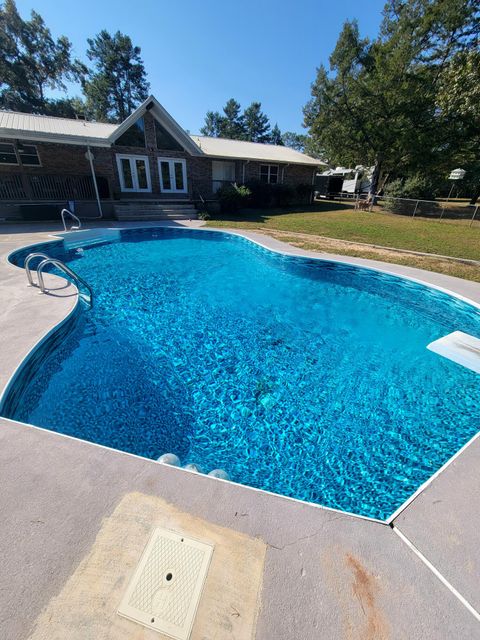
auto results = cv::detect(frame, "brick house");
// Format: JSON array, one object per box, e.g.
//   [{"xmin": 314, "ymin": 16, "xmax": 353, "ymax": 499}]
[{"xmin": 0, "ymin": 95, "xmax": 322, "ymax": 221}]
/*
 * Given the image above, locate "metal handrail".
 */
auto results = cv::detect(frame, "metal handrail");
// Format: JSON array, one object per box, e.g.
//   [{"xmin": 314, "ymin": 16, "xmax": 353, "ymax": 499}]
[
  {"xmin": 24, "ymin": 252, "xmax": 51, "ymax": 286},
  {"xmin": 37, "ymin": 258, "xmax": 93, "ymax": 307},
  {"xmin": 61, "ymin": 208, "xmax": 81, "ymax": 232}
]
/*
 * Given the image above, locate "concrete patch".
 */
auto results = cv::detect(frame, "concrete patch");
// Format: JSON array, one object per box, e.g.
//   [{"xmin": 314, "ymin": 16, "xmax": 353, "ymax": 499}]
[{"xmin": 27, "ymin": 492, "xmax": 266, "ymax": 640}]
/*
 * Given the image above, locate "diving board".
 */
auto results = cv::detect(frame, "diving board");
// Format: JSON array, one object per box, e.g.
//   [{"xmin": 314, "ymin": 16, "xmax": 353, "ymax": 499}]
[{"xmin": 427, "ymin": 331, "xmax": 480, "ymax": 374}]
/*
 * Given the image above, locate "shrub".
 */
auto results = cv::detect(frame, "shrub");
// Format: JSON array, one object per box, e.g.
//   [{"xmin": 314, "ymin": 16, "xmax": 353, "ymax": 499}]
[
  {"xmin": 384, "ymin": 174, "xmax": 441, "ymax": 216},
  {"xmin": 295, "ymin": 183, "xmax": 313, "ymax": 204},
  {"xmin": 217, "ymin": 183, "xmax": 251, "ymax": 213},
  {"xmin": 245, "ymin": 180, "xmax": 273, "ymax": 208},
  {"xmin": 385, "ymin": 174, "xmax": 437, "ymax": 200},
  {"xmin": 271, "ymin": 183, "xmax": 295, "ymax": 207}
]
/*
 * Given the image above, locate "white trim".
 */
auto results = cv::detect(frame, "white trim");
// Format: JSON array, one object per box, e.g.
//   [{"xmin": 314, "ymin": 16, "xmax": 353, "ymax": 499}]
[
  {"xmin": 116, "ymin": 154, "xmax": 152, "ymax": 193},
  {"xmin": 158, "ymin": 157, "xmax": 187, "ymax": 194},
  {"xmin": 392, "ymin": 526, "xmax": 480, "ymax": 623},
  {"xmin": 385, "ymin": 428, "xmax": 480, "ymax": 524},
  {"xmin": 0, "ymin": 130, "xmax": 112, "ymax": 147}
]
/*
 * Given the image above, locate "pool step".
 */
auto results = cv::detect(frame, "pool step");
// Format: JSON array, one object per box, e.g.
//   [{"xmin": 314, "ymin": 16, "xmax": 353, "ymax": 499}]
[
  {"xmin": 427, "ymin": 331, "xmax": 480, "ymax": 374},
  {"xmin": 59, "ymin": 228, "xmax": 121, "ymax": 250}
]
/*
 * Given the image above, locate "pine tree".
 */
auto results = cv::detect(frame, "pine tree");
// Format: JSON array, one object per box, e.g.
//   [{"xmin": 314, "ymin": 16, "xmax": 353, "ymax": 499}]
[
  {"xmin": 200, "ymin": 110, "xmax": 223, "ymax": 136},
  {"xmin": 219, "ymin": 98, "xmax": 245, "ymax": 139},
  {"xmin": 270, "ymin": 123, "xmax": 283, "ymax": 145},
  {"xmin": 243, "ymin": 101, "xmax": 271, "ymax": 142},
  {"xmin": 82, "ymin": 30, "xmax": 150, "ymax": 122}
]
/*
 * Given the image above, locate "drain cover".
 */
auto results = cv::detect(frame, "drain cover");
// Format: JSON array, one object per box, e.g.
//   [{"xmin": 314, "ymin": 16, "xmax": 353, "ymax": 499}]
[{"xmin": 118, "ymin": 528, "xmax": 214, "ymax": 639}]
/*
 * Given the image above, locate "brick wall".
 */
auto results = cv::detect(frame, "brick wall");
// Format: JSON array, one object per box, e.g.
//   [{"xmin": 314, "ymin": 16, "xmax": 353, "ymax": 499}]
[{"xmin": 241, "ymin": 160, "xmax": 315, "ymax": 186}]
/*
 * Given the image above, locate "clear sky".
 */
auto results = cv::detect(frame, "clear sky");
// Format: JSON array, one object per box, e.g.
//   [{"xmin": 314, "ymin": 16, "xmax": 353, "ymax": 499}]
[{"xmin": 16, "ymin": 0, "xmax": 386, "ymax": 133}]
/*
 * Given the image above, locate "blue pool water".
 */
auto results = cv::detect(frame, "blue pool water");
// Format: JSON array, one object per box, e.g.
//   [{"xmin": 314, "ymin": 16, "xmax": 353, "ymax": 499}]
[{"xmin": 4, "ymin": 228, "xmax": 480, "ymax": 519}]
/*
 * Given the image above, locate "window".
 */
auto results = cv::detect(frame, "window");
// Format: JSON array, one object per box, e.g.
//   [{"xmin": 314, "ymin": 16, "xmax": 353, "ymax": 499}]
[
  {"xmin": 114, "ymin": 117, "xmax": 146, "ymax": 147},
  {"xmin": 17, "ymin": 144, "xmax": 40, "ymax": 166},
  {"xmin": 155, "ymin": 121, "xmax": 183, "ymax": 151},
  {"xmin": 212, "ymin": 160, "xmax": 235, "ymax": 192},
  {"xmin": 260, "ymin": 164, "xmax": 278, "ymax": 184},
  {"xmin": 0, "ymin": 143, "xmax": 18, "ymax": 165}
]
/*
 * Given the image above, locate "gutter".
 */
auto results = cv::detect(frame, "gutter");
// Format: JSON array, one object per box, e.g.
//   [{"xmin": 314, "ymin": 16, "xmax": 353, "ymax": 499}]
[{"xmin": 0, "ymin": 130, "xmax": 112, "ymax": 147}]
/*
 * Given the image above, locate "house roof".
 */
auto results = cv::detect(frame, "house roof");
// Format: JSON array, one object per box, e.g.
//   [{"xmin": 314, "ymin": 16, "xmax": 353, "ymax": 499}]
[
  {"xmin": 0, "ymin": 110, "xmax": 118, "ymax": 146},
  {"xmin": 0, "ymin": 96, "xmax": 323, "ymax": 166},
  {"xmin": 189, "ymin": 135, "xmax": 322, "ymax": 166}
]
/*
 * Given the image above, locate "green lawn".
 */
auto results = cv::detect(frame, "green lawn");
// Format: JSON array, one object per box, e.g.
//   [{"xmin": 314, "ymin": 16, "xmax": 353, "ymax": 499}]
[{"xmin": 206, "ymin": 202, "xmax": 480, "ymax": 261}]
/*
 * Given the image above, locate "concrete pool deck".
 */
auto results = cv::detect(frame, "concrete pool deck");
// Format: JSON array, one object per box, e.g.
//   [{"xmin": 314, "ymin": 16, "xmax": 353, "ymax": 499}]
[{"xmin": 0, "ymin": 220, "xmax": 479, "ymax": 639}]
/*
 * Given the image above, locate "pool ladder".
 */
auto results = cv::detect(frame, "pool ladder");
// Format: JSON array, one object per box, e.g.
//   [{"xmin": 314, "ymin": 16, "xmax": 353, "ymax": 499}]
[
  {"xmin": 24, "ymin": 253, "xmax": 93, "ymax": 308},
  {"xmin": 61, "ymin": 208, "xmax": 82, "ymax": 232}
]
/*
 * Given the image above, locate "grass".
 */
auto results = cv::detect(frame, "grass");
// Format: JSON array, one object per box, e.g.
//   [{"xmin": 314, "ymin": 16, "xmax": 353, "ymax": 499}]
[{"xmin": 205, "ymin": 201, "xmax": 480, "ymax": 281}]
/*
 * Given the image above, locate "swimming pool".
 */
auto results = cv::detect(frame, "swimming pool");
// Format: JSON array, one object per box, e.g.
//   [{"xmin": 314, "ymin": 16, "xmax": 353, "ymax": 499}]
[{"xmin": 4, "ymin": 227, "xmax": 480, "ymax": 520}]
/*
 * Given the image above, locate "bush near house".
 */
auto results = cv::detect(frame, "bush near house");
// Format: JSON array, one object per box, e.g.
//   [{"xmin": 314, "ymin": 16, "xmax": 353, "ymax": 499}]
[
  {"xmin": 243, "ymin": 180, "xmax": 313, "ymax": 209},
  {"xmin": 217, "ymin": 183, "xmax": 251, "ymax": 213}
]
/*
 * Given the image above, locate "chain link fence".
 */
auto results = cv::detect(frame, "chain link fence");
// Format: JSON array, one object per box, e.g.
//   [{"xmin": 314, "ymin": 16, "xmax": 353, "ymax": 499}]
[{"xmin": 320, "ymin": 192, "xmax": 479, "ymax": 227}]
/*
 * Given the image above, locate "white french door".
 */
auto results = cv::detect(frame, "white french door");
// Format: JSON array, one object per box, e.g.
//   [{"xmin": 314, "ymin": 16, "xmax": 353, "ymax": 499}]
[
  {"xmin": 116, "ymin": 154, "xmax": 151, "ymax": 192},
  {"xmin": 158, "ymin": 157, "xmax": 187, "ymax": 194}
]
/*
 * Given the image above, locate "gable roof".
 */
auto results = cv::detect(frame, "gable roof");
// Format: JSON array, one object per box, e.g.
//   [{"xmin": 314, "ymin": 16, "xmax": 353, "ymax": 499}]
[
  {"xmin": 190, "ymin": 135, "xmax": 321, "ymax": 166},
  {"xmin": 0, "ymin": 95, "xmax": 323, "ymax": 166},
  {"xmin": 109, "ymin": 95, "xmax": 201, "ymax": 155}
]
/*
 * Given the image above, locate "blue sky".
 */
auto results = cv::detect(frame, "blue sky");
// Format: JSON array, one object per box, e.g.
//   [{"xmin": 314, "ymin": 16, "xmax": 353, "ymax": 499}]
[{"xmin": 16, "ymin": 0, "xmax": 386, "ymax": 133}]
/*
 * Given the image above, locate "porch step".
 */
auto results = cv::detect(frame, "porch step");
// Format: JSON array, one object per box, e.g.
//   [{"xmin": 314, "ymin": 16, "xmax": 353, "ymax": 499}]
[{"xmin": 113, "ymin": 201, "xmax": 198, "ymax": 221}]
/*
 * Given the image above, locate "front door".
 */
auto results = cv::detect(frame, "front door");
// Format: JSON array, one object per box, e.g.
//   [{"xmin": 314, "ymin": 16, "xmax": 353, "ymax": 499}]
[
  {"xmin": 116, "ymin": 154, "xmax": 151, "ymax": 193},
  {"xmin": 158, "ymin": 158, "xmax": 187, "ymax": 194}
]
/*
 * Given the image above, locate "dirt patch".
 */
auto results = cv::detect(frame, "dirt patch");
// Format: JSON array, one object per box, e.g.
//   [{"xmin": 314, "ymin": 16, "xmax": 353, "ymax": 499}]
[{"xmin": 265, "ymin": 230, "xmax": 480, "ymax": 283}]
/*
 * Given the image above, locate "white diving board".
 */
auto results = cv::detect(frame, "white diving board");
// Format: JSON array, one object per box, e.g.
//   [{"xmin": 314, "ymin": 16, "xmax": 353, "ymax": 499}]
[{"xmin": 427, "ymin": 331, "xmax": 480, "ymax": 374}]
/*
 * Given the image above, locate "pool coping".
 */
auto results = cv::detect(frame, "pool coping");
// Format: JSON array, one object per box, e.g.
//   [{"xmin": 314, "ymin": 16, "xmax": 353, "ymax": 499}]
[
  {"xmin": 0, "ymin": 222, "xmax": 480, "ymax": 640},
  {"xmin": 1, "ymin": 222, "xmax": 480, "ymax": 527}
]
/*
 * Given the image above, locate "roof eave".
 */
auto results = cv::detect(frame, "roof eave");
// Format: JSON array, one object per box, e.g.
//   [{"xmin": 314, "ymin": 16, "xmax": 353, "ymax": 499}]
[
  {"xmin": 199, "ymin": 151, "xmax": 321, "ymax": 166},
  {"xmin": 0, "ymin": 129, "xmax": 111, "ymax": 147}
]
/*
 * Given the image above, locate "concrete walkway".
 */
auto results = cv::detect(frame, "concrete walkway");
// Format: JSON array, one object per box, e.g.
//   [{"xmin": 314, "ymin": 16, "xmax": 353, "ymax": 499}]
[{"xmin": 0, "ymin": 221, "xmax": 479, "ymax": 639}]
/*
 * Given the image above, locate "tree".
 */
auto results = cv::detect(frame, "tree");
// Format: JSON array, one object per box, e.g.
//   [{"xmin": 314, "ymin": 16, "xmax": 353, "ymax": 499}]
[
  {"xmin": 219, "ymin": 98, "xmax": 245, "ymax": 139},
  {"xmin": 200, "ymin": 99, "xmax": 279, "ymax": 142},
  {"xmin": 270, "ymin": 123, "xmax": 283, "ymax": 145},
  {"xmin": 82, "ymin": 30, "xmax": 149, "ymax": 122},
  {"xmin": 282, "ymin": 131, "xmax": 308, "ymax": 152},
  {"xmin": 243, "ymin": 101, "xmax": 271, "ymax": 142},
  {"xmin": 304, "ymin": 1, "xmax": 480, "ymax": 196},
  {"xmin": 0, "ymin": 0, "xmax": 84, "ymax": 114},
  {"xmin": 200, "ymin": 110, "xmax": 223, "ymax": 136},
  {"xmin": 437, "ymin": 49, "xmax": 480, "ymax": 202}
]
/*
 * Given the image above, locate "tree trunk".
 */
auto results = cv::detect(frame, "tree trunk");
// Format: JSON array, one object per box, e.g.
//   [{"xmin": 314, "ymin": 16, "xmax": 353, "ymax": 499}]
[{"xmin": 368, "ymin": 159, "xmax": 382, "ymax": 201}]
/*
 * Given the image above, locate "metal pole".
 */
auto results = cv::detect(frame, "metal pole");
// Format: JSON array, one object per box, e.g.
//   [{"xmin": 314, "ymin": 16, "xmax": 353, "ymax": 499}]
[
  {"xmin": 412, "ymin": 200, "xmax": 419, "ymax": 217},
  {"xmin": 87, "ymin": 146, "xmax": 103, "ymax": 219},
  {"xmin": 470, "ymin": 206, "xmax": 479, "ymax": 227},
  {"xmin": 446, "ymin": 182, "xmax": 454, "ymax": 202}
]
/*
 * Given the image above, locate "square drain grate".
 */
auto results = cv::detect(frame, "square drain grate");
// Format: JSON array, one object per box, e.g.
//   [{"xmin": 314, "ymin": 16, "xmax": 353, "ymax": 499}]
[{"xmin": 118, "ymin": 528, "xmax": 214, "ymax": 640}]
